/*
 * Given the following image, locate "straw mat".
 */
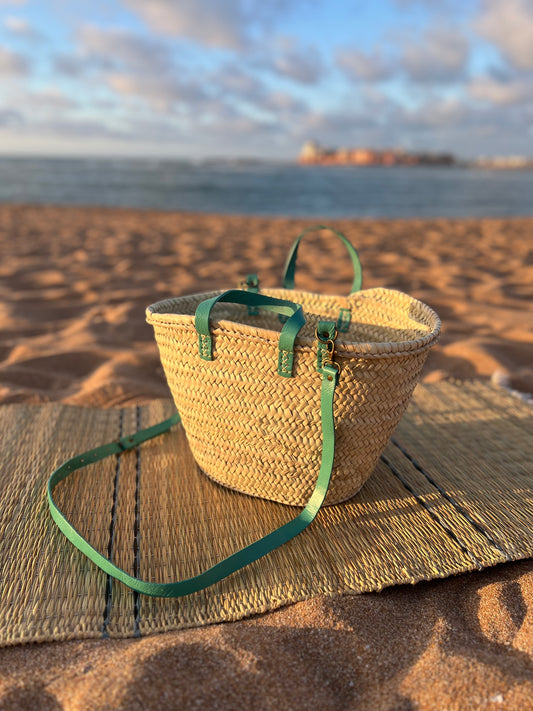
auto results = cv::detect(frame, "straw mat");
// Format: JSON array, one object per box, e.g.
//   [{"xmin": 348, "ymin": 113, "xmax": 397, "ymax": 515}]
[{"xmin": 1, "ymin": 381, "xmax": 531, "ymax": 646}]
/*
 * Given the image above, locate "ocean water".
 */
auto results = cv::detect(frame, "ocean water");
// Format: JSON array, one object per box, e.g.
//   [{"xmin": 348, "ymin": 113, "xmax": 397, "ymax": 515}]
[{"xmin": 0, "ymin": 156, "xmax": 532, "ymax": 218}]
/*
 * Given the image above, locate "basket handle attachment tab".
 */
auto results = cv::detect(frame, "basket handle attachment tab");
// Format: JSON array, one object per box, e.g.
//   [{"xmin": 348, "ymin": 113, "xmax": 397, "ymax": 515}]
[{"xmin": 195, "ymin": 289, "xmax": 305, "ymax": 378}]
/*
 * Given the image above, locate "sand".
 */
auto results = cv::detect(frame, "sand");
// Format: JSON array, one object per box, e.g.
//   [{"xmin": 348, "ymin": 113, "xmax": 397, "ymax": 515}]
[{"xmin": 0, "ymin": 204, "xmax": 532, "ymax": 709}]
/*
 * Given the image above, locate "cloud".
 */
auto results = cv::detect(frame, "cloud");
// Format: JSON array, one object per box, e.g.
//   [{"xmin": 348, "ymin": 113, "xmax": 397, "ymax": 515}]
[
  {"xmin": 244, "ymin": 36, "xmax": 325, "ymax": 86},
  {"xmin": 385, "ymin": 95, "xmax": 533, "ymax": 156},
  {"xmin": 400, "ymin": 97, "xmax": 469, "ymax": 129},
  {"xmin": 209, "ymin": 64, "xmax": 271, "ymax": 112},
  {"xmin": 3, "ymin": 16, "xmax": 43, "ymax": 39},
  {"xmin": 202, "ymin": 65, "xmax": 310, "ymax": 125},
  {"xmin": 393, "ymin": 0, "xmax": 464, "ymax": 8},
  {"xmin": 125, "ymin": 0, "xmax": 248, "ymax": 49},
  {"xmin": 0, "ymin": 112, "xmax": 129, "ymax": 149},
  {"xmin": 30, "ymin": 86, "xmax": 78, "ymax": 110},
  {"xmin": 270, "ymin": 40, "xmax": 324, "ymax": 84},
  {"xmin": 0, "ymin": 86, "xmax": 79, "ymax": 129},
  {"xmin": 36, "ymin": 118, "xmax": 128, "ymax": 140},
  {"xmin": 336, "ymin": 49, "xmax": 393, "ymax": 82},
  {"xmin": 214, "ymin": 66, "xmax": 260, "ymax": 96},
  {"xmin": 469, "ymin": 75, "xmax": 533, "ymax": 105},
  {"xmin": 336, "ymin": 28, "xmax": 469, "ymax": 85},
  {"xmin": 52, "ymin": 53, "xmax": 87, "ymax": 78},
  {"xmin": 77, "ymin": 25, "xmax": 173, "ymax": 75},
  {"xmin": 205, "ymin": 62, "xmax": 316, "ymax": 129},
  {"xmin": 263, "ymin": 91, "xmax": 307, "ymax": 114},
  {"xmin": 475, "ymin": 0, "xmax": 533, "ymax": 70},
  {"xmin": 106, "ymin": 72, "xmax": 206, "ymax": 112},
  {"xmin": 291, "ymin": 90, "xmax": 533, "ymax": 157},
  {"xmin": 294, "ymin": 108, "xmax": 382, "ymax": 148},
  {"xmin": 118, "ymin": 115, "xmax": 186, "ymax": 143},
  {"xmin": 125, "ymin": 0, "xmax": 244, "ymax": 48},
  {"xmin": 125, "ymin": 0, "xmax": 292, "ymax": 50},
  {"xmin": 121, "ymin": 111, "xmax": 284, "ymax": 156},
  {"xmin": 401, "ymin": 28, "xmax": 469, "ymax": 83},
  {"xmin": 0, "ymin": 46, "xmax": 29, "ymax": 75},
  {"xmin": 0, "ymin": 107, "xmax": 23, "ymax": 126},
  {"xmin": 52, "ymin": 25, "xmax": 207, "ymax": 113},
  {"xmin": 298, "ymin": 96, "xmax": 533, "ymax": 158}
]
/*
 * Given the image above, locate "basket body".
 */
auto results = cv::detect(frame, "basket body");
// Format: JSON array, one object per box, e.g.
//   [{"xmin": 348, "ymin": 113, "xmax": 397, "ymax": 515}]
[{"xmin": 147, "ymin": 287, "xmax": 440, "ymax": 506}]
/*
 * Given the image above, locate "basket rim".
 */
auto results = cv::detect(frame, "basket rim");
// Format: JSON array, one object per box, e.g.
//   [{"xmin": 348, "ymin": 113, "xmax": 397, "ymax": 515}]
[{"xmin": 146, "ymin": 287, "xmax": 441, "ymax": 357}]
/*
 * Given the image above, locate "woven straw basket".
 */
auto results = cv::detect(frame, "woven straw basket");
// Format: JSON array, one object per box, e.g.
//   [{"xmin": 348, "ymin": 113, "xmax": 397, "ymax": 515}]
[{"xmin": 147, "ymin": 280, "xmax": 440, "ymax": 507}]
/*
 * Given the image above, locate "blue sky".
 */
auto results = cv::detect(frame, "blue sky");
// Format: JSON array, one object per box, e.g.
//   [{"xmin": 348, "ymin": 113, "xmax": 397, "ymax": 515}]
[{"xmin": 0, "ymin": 0, "xmax": 532, "ymax": 159}]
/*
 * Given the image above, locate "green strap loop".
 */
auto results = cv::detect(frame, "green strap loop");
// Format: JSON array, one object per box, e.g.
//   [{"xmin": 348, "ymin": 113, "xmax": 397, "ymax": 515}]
[
  {"xmin": 242, "ymin": 274, "xmax": 259, "ymax": 315},
  {"xmin": 195, "ymin": 289, "xmax": 306, "ymax": 377},
  {"xmin": 47, "ymin": 364, "xmax": 339, "ymax": 599},
  {"xmin": 282, "ymin": 225, "xmax": 363, "ymax": 294}
]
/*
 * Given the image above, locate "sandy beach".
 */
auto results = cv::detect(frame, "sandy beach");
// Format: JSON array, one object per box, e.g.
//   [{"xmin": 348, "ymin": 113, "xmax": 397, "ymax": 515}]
[{"xmin": 0, "ymin": 204, "xmax": 532, "ymax": 709}]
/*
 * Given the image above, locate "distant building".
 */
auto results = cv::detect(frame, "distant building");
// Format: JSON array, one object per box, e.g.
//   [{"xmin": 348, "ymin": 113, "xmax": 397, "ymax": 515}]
[
  {"xmin": 299, "ymin": 141, "xmax": 324, "ymax": 164},
  {"xmin": 298, "ymin": 142, "xmax": 456, "ymax": 166},
  {"xmin": 350, "ymin": 149, "xmax": 375, "ymax": 165}
]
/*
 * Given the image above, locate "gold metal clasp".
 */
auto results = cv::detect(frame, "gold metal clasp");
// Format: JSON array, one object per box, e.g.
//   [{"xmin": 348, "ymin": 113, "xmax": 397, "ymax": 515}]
[{"xmin": 315, "ymin": 325, "xmax": 342, "ymax": 376}]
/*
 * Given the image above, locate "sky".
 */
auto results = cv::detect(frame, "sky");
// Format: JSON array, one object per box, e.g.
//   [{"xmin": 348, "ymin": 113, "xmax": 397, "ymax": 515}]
[{"xmin": 0, "ymin": 0, "xmax": 532, "ymax": 160}]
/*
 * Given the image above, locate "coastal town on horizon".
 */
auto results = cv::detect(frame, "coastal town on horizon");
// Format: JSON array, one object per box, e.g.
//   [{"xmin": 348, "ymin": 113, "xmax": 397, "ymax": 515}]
[{"xmin": 298, "ymin": 141, "xmax": 533, "ymax": 169}]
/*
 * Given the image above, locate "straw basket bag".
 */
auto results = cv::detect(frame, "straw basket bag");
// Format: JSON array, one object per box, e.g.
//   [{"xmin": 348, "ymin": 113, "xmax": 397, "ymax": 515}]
[
  {"xmin": 48, "ymin": 225, "xmax": 440, "ymax": 598},
  {"xmin": 146, "ymin": 225, "xmax": 440, "ymax": 506}
]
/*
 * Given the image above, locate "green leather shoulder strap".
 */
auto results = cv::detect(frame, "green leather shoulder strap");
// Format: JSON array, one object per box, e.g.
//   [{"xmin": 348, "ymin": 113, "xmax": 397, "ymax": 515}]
[
  {"xmin": 47, "ymin": 305, "xmax": 340, "ymax": 599},
  {"xmin": 282, "ymin": 225, "xmax": 363, "ymax": 294},
  {"xmin": 47, "ymin": 367, "xmax": 337, "ymax": 599}
]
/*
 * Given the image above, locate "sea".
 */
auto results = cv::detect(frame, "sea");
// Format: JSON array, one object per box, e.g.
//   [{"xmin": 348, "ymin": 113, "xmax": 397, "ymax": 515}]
[{"xmin": 1, "ymin": 156, "xmax": 532, "ymax": 219}]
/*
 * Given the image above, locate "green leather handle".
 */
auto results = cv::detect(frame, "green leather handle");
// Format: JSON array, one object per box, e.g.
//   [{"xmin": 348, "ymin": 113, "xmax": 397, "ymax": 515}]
[
  {"xmin": 195, "ymin": 289, "xmax": 306, "ymax": 377},
  {"xmin": 282, "ymin": 225, "xmax": 363, "ymax": 294},
  {"xmin": 47, "ymin": 346, "xmax": 339, "ymax": 599}
]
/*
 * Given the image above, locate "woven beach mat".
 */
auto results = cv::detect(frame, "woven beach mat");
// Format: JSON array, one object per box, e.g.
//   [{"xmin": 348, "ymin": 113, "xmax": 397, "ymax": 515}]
[{"xmin": 1, "ymin": 380, "xmax": 532, "ymax": 646}]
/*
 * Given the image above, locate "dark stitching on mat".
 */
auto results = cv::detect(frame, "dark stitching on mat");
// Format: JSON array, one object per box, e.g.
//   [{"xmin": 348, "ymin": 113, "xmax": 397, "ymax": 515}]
[
  {"xmin": 391, "ymin": 438, "xmax": 512, "ymax": 561},
  {"xmin": 133, "ymin": 405, "xmax": 142, "ymax": 638},
  {"xmin": 380, "ymin": 453, "xmax": 484, "ymax": 569},
  {"xmin": 102, "ymin": 409, "xmax": 124, "ymax": 638}
]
